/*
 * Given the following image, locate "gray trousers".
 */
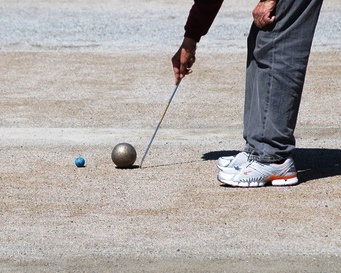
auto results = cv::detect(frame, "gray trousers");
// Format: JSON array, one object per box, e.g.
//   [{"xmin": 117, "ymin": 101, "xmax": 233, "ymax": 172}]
[{"xmin": 243, "ymin": 0, "xmax": 323, "ymax": 163}]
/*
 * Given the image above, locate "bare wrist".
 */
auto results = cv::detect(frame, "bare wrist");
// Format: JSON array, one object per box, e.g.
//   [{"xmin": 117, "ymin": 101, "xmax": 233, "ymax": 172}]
[{"xmin": 182, "ymin": 37, "xmax": 197, "ymax": 51}]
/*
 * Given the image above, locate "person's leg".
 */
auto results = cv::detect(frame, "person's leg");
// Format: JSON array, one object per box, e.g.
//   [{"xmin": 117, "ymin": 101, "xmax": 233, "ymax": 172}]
[{"xmin": 243, "ymin": 0, "xmax": 323, "ymax": 163}]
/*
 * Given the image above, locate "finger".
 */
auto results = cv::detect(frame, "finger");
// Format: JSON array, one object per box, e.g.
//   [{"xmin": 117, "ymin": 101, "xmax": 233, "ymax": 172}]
[
  {"xmin": 268, "ymin": 15, "xmax": 276, "ymax": 24},
  {"xmin": 187, "ymin": 56, "xmax": 196, "ymax": 68},
  {"xmin": 180, "ymin": 63, "xmax": 194, "ymax": 78},
  {"xmin": 262, "ymin": 13, "xmax": 276, "ymax": 27},
  {"xmin": 173, "ymin": 67, "xmax": 181, "ymax": 85},
  {"xmin": 171, "ymin": 51, "xmax": 182, "ymax": 84}
]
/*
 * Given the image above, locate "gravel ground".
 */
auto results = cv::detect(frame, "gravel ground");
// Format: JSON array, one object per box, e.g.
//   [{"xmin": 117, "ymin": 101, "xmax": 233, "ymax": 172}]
[{"xmin": 0, "ymin": 0, "xmax": 340, "ymax": 272}]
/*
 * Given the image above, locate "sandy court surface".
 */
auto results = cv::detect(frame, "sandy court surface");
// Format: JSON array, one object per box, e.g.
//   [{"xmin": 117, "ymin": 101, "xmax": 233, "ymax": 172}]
[{"xmin": 0, "ymin": 0, "xmax": 341, "ymax": 272}]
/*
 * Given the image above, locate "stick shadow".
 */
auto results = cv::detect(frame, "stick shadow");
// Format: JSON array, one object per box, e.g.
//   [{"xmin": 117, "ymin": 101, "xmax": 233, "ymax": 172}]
[{"xmin": 202, "ymin": 148, "xmax": 341, "ymax": 183}]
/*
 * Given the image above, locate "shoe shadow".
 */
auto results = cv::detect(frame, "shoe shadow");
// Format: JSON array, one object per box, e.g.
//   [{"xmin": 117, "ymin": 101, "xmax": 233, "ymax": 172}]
[{"xmin": 202, "ymin": 148, "xmax": 341, "ymax": 183}]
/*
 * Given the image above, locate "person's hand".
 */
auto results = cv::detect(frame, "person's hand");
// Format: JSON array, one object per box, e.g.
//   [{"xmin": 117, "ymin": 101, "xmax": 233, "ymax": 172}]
[
  {"xmin": 171, "ymin": 37, "xmax": 197, "ymax": 85},
  {"xmin": 252, "ymin": 0, "xmax": 277, "ymax": 28}
]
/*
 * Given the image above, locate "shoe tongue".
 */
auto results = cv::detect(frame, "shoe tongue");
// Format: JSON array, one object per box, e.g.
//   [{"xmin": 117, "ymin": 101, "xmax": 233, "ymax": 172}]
[{"xmin": 233, "ymin": 153, "xmax": 248, "ymax": 165}]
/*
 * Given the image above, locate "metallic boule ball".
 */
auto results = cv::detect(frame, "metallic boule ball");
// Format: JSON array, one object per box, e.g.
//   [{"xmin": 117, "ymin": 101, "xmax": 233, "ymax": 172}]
[{"xmin": 111, "ymin": 143, "xmax": 137, "ymax": 168}]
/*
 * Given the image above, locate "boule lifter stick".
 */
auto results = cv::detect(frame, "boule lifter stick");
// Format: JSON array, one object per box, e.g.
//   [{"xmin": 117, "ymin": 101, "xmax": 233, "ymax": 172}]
[{"xmin": 140, "ymin": 79, "xmax": 182, "ymax": 168}]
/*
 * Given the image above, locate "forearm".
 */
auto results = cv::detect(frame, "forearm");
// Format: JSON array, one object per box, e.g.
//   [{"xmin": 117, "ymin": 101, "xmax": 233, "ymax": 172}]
[{"xmin": 184, "ymin": 0, "xmax": 224, "ymax": 42}]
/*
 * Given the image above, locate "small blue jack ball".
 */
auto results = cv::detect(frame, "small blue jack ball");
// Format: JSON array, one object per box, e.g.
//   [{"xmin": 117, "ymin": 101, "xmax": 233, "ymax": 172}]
[{"xmin": 75, "ymin": 157, "xmax": 85, "ymax": 167}]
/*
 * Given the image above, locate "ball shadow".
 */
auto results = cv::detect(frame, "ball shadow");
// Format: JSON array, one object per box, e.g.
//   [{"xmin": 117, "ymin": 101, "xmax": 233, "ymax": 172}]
[{"xmin": 115, "ymin": 164, "xmax": 140, "ymax": 170}]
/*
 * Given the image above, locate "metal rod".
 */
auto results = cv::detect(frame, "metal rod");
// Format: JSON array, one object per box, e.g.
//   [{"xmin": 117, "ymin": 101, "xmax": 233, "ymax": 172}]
[{"xmin": 140, "ymin": 80, "xmax": 182, "ymax": 168}]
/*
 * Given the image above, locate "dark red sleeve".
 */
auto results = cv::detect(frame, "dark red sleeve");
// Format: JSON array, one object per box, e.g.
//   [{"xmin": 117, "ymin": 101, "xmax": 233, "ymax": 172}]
[{"xmin": 184, "ymin": 0, "xmax": 224, "ymax": 42}]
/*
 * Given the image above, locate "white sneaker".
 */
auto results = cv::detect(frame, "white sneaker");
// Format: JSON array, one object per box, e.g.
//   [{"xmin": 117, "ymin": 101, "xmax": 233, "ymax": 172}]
[
  {"xmin": 217, "ymin": 160, "xmax": 252, "ymax": 183},
  {"xmin": 216, "ymin": 152, "xmax": 249, "ymax": 171},
  {"xmin": 218, "ymin": 157, "xmax": 298, "ymax": 187}
]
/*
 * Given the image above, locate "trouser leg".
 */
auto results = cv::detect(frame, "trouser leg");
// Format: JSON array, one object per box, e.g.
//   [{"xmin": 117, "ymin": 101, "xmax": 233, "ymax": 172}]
[{"xmin": 243, "ymin": 0, "xmax": 323, "ymax": 162}]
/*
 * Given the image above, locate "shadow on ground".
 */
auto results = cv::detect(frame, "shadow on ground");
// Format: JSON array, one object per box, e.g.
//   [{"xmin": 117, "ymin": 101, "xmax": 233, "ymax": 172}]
[{"xmin": 202, "ymin": 148, "xmax": 341, "ymax": 183}]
